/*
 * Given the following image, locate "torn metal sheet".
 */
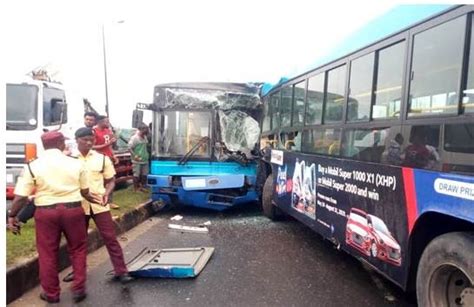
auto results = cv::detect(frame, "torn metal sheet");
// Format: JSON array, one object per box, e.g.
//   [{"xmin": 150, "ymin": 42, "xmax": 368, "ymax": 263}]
[
  {"xmin": 127, "ymin": 247, "xmax": 215, "ymax": 278},
  {"xmin": 168, "ymin": 223, "xmax": 209, "ymax": 234}
]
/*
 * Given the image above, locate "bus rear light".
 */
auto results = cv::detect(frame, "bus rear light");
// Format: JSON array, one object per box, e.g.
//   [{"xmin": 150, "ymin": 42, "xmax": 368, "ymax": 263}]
[{"xmin": 25, "ymin": 143, "xmax": 37, "ymax": 162}]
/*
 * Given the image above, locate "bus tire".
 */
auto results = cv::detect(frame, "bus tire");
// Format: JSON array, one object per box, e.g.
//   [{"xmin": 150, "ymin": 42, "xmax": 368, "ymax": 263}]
[
  {"xmin": 262, "ymin": 175, "xmax": 282, "ymax": 220},
  {"xmin": 416, "ymin": 232, "xmax": 474, "ymax": 307}
]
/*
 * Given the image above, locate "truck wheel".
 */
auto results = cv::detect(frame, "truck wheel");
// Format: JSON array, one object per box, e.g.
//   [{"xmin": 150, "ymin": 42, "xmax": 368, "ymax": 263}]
[
  {"xmin": 262, "ymin": 175, "xmax": 282, "ymax": 220},
  {"xmin": 416, "ymin": 232, "xmax": 474, "ymax": 307}
]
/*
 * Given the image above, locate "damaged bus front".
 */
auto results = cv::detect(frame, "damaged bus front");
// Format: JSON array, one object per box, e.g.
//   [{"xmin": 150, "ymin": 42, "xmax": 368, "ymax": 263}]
[{"xmin": 145, "ymin": 83, "xmax": 262, "ymax": 211}]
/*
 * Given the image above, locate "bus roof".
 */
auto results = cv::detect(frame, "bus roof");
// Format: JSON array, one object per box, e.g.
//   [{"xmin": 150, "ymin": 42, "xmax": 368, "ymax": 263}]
[{"xmin": 261, "ymin": 4, "xmax": 456, "ymax": 96}]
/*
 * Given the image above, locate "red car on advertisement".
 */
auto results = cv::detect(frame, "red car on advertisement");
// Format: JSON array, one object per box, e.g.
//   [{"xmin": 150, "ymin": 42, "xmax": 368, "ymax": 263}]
[{"xmin": 345, "ymin": 208, "xmax": 402, "ymax": 266}]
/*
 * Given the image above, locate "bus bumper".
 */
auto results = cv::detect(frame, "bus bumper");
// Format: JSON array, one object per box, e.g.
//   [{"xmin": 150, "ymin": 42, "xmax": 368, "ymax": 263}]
[{"xmin": 148, "ymin": 174, "xmax": 259, "ymax": 211}]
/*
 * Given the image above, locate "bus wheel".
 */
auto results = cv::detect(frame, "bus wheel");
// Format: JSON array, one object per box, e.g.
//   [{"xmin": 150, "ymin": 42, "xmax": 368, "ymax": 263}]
[
  {"xmin": 262, "ymin": 175, "xmax": 282, "ymax": 220},
  {"xmin": 416, "ymin": 232, "xmax": 474, "ymax": 307}
]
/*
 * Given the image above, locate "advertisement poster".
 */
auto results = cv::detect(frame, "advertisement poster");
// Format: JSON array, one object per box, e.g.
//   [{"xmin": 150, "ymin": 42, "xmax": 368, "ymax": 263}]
[{"xmin": 271, "ymin": 150, "xmax": 408, "ymax": 285}]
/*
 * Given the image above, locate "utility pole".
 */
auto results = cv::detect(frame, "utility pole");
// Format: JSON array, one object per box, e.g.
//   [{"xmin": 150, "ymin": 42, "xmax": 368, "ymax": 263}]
[{"xmin": 102, "ymin": 24, "xmax": 110, "ymax": 118}]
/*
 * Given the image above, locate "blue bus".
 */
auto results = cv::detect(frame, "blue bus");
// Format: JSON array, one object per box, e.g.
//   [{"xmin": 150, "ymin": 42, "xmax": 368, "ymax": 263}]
[
  {"xmin": 145, "ymin": 82, "xmax": 262, "ymax": 211},
  {"xmin": 259, "ymin": 5, "xmax": 474, "ymax": 306}
]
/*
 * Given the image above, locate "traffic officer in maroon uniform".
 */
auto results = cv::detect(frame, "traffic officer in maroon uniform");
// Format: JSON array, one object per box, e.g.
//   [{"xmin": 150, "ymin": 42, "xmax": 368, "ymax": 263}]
[
  {"xmin": 7, "ymin": 131, "xmax": 102, "ymax": 304},
  {"xmin": 63, "ymin": 127, "xmax": 133, "ymax": 284}
]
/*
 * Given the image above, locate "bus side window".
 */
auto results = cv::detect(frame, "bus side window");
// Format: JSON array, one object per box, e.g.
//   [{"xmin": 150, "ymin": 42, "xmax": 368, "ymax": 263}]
[
  {"xmin": 302, "ymin": 128, "xmax": 341, "ymax": 156},
  {"xmin": 281, "ymin": 131, "xmax": 301, "ymax": 151},
  {"xmin": 402, "ymin": 125, "xmax": 440, "ymax": 170},
  {"xmin": 342, "ymin": 127, "xmax": 391, "ymax": 162},
  {"xmin": 442, "ymin": 123, "xmax": 474, "ymax": 175}
]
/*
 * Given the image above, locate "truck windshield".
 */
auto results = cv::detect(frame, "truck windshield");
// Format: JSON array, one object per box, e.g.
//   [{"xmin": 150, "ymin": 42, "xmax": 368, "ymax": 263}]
[
  {"xmin": 6, "ymin": 84, "xmax": 38, "ymax": 130},
  {"xmin": 156, "ymin": 111, "xmax": 211, "ymax": 157}
]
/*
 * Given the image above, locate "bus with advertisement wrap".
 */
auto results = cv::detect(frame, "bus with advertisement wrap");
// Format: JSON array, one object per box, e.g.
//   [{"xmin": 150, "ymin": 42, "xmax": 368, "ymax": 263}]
[{"xmin": 259, "ymin": 5, "xmax": 474, "ymax": 306}]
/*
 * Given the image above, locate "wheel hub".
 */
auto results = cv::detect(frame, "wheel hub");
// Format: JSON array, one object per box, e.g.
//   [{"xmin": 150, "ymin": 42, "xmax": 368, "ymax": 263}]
[
  {"xmin": 430, "ymin": 264, "xmax": 473, "ymax": 306},
  {"xmin": 461, "ymin": 287, "xmax": 474, "ymax": 306}
]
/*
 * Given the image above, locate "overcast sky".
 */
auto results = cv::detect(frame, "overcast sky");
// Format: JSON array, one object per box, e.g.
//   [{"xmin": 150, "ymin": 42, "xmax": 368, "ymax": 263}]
[{"xmin": 4, "ymin": 0, "xmax": 396, "ymax": 127}]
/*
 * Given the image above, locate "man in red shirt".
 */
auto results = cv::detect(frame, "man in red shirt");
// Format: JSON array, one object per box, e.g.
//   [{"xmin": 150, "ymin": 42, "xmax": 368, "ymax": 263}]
[{"xmin": 93, "ymin": 115, "xmax": 120, "ymax": 209}]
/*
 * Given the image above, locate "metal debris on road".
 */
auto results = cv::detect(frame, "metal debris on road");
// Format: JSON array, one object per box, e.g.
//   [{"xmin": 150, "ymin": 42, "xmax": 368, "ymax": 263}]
[
  {"xmin": 170, "ymin": 215, "xmax": 183, "ymax": 221},
  {"xmin": 199, "ymin": 221, "xmax": 211, "ymax": 226},
  {"xmin": 127, "ymin": 247, "xmax": 215, "ymax": 278},
  {"xmin": 168, "ymin": 223, "xmax": 209, "ymax": 234}
]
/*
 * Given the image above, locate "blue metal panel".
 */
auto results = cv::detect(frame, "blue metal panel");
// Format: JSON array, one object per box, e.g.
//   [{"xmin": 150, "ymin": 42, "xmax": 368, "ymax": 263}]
[
  {"xmin": 182, "ymin": 175, "xmax": 244, "ymax": 191},
  {"xmin": 151, "ymin": 190, "xmax": 259, "ymax": 211},
  {"xmin": 413, "ymin": 170, "xmax": 474, "ymax": 223},
  {"xmin": 131, "ymin": 267, "xmax": 195, "ymax": 278},
  {"xmin": 150, "ymin": 160, "xmax": 257, "ymax": 176},
  {"xmin": 127, "ymin": 247, "xmax": 215, "ymax": 278}
]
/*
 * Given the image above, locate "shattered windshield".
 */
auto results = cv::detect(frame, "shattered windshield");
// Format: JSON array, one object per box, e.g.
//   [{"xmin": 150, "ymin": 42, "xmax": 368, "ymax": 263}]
[
  {"xmin": 152, "ymin": 84, "xmax": 262, "ymax": 160},
  {"xmin": 156, "ymin": 111, "xmax": 211, "ymax": 157},
  {"xmin": 219, "ymin": 110, "xmax": 259, "ymax": 154},
  {"xmin": 6, "ymin": 84, "xmax": 38, "ymax": 130}
]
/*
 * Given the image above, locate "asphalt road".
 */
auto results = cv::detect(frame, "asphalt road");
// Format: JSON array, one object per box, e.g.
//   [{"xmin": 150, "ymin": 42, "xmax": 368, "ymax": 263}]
[{"xmin": 10, "ymin": 205, "xmax": 415, "ymax": 307}]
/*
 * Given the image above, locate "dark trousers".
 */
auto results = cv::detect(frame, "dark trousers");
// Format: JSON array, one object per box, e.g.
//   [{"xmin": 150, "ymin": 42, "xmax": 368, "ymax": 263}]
[
  {"xmin": 35, "ymin": 204, "xmax": 87, "ymax": 299},
  {"xmin": 87, "ymin": 211, "xmax": 128, "ymax": 275}
]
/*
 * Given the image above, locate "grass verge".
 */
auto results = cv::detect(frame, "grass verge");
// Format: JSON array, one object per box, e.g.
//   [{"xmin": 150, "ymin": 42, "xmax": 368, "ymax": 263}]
[{"xmin": 6, "ymin": 186, "xmax": 150, "ymax": 266}]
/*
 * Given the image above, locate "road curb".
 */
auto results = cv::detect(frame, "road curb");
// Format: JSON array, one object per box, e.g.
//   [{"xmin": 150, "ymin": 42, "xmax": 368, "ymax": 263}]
[{"xmin": 6, "ymin": 199, "xmax": 154, "ymax": 304}]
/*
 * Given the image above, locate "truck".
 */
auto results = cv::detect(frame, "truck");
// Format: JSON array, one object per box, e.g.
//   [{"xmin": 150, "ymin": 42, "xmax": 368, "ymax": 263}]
[{"xmin": 6, "ymin": 71, "xmax": 133, "ymax": 208}]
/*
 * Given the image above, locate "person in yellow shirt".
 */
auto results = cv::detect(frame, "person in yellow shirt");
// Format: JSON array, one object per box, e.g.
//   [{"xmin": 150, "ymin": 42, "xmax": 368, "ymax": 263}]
[
  {"xmin": 7, "ymin": 131, "xmax": 101, "ymax": 304},
  {"xmin": 63, "ymin": 127, "xmax": 133, "ymax": 284}
]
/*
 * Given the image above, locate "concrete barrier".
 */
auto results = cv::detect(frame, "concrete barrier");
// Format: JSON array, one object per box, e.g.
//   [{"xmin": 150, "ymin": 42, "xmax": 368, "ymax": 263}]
[{"xmin": 6, "ymin": 199, "xmax": 154, "ymax": 304}]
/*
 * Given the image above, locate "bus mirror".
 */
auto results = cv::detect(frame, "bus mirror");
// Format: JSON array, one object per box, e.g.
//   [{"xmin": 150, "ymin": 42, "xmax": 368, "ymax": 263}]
[{"xmin": 132, "ymin": 110, "xmax": 143, "ymax": 128}]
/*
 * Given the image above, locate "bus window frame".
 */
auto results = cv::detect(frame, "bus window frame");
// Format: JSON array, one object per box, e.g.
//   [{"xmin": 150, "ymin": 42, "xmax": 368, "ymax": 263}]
[
  {"xmin": 292, "ymin": 79, "xmax": 307, "ymax": 128},
  {"xmin": 405, "ymin": 12, "xmax": 468, "ymax": 120},
  {"xmin": 371, "ymin": 40, "xmax": 407, "ymax": 122}
]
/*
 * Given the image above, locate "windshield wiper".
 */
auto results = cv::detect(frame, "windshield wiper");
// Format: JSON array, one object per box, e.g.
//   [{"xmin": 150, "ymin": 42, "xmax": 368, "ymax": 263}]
[
  {"xmin": 218, "ymin": 142, "xmax": 250, "ymax": 167},
  {"xmin": 178, "ymin": 136, "xmax": 210, "ymax": 166}
]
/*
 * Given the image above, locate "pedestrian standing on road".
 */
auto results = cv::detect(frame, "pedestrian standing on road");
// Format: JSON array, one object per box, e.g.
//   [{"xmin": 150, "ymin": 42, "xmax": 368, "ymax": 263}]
[
  {"xmin": 7, "ymin": 131, "xmax": 102, "ymax": 304},
  {"xmin": 128, "ymin": 123, "xmax": 150, "ymax": 192},
  {"xmin": 93, "ymin": 115, "xmax": 120, "ymax": 209},
  {"xmin": 62, "ymin": 127, "xmax": 133, "ymax": 284}
]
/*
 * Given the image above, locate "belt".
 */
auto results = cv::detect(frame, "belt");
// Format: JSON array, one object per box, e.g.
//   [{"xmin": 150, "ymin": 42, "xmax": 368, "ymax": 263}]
[{"xmin": 37, "ymin": 201, "xmax": 82, "ymax": 209}]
